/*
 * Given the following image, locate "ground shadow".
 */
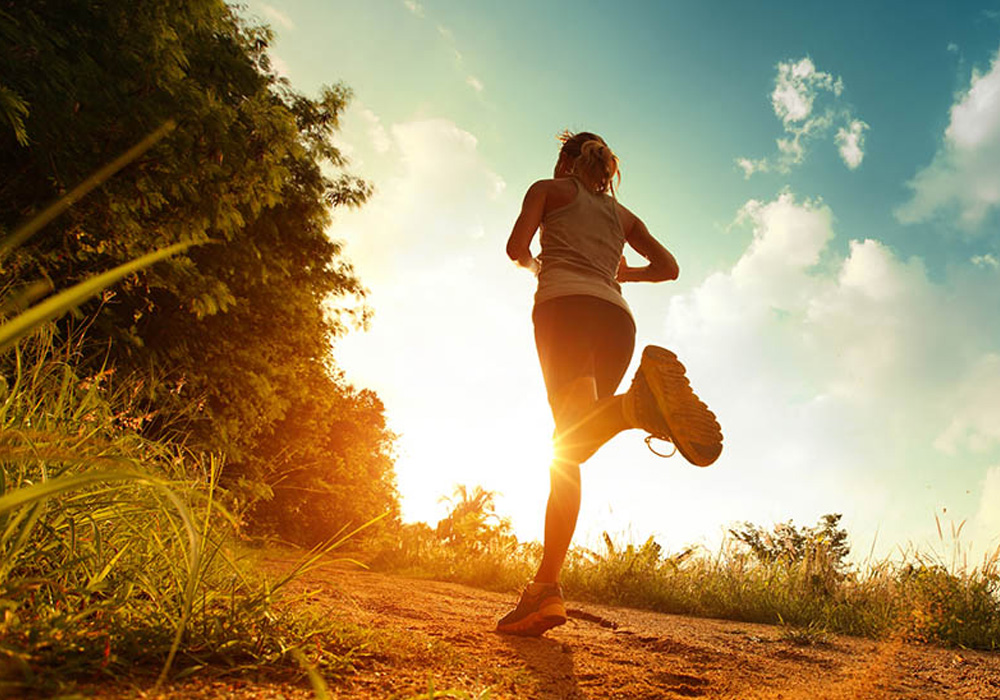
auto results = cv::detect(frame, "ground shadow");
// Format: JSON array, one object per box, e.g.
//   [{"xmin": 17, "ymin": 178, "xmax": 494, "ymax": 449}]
[{"xmin": 496, "ymin": 633, "xmax": 583, "ymax": 699}]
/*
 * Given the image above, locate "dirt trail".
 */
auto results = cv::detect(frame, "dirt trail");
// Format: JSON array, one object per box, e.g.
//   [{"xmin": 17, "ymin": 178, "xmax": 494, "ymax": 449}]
[
  {"xmin": 279, "ymin": 565, "xmax": 998, "ymax": 700},
  {"xmin": 88, "ymin": 563, "xmax": 1000, "ymax": 699}
]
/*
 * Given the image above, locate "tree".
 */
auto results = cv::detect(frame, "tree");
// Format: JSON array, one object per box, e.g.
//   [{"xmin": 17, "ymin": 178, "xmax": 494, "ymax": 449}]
[
  {"xmin": 248, "ymin": 363, "xmax": 399, "ymax": 546},
  {"xmin": 436, "ymin": 485, "xmax": 512, "ymax": 550},
  {"xmin": 0, "ymin": 0, "xmax": 395, "ymax": 538}
]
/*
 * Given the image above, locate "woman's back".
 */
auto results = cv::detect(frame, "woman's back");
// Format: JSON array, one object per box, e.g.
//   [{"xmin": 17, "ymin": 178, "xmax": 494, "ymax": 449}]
[{"xmin": 535, "ymin": 176, "xmax": 629, "ymax": 315}]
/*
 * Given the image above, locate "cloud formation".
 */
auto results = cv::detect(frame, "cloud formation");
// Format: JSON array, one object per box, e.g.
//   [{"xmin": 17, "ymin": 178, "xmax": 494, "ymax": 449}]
[
  {"xmin": 357, "ymin": 106, "xmax": 391, "ymax": 154},
  {"xmin": 895, "ymin": 44, "xmax": 1000, "ymax": 231},
  {"xmin": 738, "ymin": 58, "xmax": 869, "ymax": 177},
  {"xmin": 973, "ymin": 466, "xmax": 1000, "ymax": 550},
  {"xmin": 661, "ymin": 192, "xmax": 1000, "ymax": 552}
]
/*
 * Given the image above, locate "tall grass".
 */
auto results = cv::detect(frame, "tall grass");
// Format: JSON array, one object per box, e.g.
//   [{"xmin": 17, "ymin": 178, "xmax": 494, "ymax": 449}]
[
  {"xmin": 372, "ymin": 523, "xmax": 1000, "ymax": 650},
  {"xmin": 0, "ymin": 329, "xmax": 375, "ymax": 694},
  {"xmin": 369, "ymin": 522, "xmax": 539, "ymax": 593}
]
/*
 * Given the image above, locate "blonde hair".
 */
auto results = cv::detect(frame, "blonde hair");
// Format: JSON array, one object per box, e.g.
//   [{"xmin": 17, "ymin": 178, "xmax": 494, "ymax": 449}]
[{"xmin": 558, "ymin": 130, "xmax": 621, "ymax": 196}]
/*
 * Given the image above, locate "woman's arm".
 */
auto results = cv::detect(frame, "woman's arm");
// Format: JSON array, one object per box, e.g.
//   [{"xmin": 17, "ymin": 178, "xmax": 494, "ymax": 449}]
[
  {"xmin": 506, "ymin": 181, "xmax": 548, "ymax": 275},
  {"xmin": 616, "ymin": 204, "xmax": 679, "ymax": 283}
]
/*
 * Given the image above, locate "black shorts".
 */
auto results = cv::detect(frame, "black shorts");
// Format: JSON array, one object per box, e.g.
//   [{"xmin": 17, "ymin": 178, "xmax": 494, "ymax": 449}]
[{"xmin": 532, "ymin": 295, "xmax": 636, "ymax": 407}]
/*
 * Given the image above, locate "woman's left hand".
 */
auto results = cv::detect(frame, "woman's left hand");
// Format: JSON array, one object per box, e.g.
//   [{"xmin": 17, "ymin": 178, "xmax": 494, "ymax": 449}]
[{"xmin": 616, "ymin": 255, "xmax": 629, "ymax": 282}]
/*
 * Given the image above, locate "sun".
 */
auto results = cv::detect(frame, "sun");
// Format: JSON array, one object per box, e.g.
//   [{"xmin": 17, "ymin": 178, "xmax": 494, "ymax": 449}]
[{"xmin": 390, "ymin": 381, "xmax": 556, "ymax": 540}]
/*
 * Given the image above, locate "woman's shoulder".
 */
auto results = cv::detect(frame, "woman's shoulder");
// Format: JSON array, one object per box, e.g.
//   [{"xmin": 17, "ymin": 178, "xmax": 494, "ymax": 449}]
[
  {"xmin": 534, "ymin": 177, "xmax": 578, "ymax": 214},
  {"xmin": 528, "ymin": 177, "xmax": 576, "ymax": 192}
]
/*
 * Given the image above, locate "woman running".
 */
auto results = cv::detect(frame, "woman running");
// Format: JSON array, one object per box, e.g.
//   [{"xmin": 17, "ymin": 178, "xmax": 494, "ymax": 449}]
[{"xmin": 496, "ymin": 130, "xmax": 723, "ymax": 637}]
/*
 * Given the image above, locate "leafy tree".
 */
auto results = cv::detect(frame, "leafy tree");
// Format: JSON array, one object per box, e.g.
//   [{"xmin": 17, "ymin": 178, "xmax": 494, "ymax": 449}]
[
  {"xmin": 436, "ymin": 484, "xmax": 512, "ymax": 550},
  {"xmin": 248, "ymin": 362, "xmax": 399, "ymax": 546},
  {"xmin": 0, "ymin": 0, "xmax": 394, "ymax": 538}
]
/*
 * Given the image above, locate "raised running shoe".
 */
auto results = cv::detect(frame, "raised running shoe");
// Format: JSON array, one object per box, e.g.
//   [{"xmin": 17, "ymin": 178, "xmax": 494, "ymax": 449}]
[{"xmin": 623, "ymin": 345, "xmax": 723, "ymax": 467}]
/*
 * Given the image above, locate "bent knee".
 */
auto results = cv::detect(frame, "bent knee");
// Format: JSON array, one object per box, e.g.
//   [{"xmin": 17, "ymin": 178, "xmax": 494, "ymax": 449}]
[{"xmin": 550, "ymin": 376, "xmax": 599, "ymax": 428}]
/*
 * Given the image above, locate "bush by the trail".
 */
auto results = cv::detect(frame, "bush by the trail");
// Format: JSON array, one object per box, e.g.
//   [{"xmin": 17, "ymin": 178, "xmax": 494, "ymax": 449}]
[
  {"xmin": 896, "ymin": 560, "xmax": 1000, "ymax": 648},
  {"xmin": 249, "ymin": 365, "xmax": 398, "ymax": 547},
  {"xmin": 729, "ymin": 513, "xmax": 850, "ymax": 571},
  {"xmin": 369, "ymin": 521, "xmax": 539, "ymax": 593},
  {"xmin": 371, "ymin": 505, "xmax": 1000, "ymax": 650}
]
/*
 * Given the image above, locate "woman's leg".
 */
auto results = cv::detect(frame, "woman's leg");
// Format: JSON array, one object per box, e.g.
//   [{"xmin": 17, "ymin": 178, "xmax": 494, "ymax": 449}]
[
  {"xmin": 497, "ymin": 298, "xmax": 634, "ymax": 634},
  {"xmin": 531, "ymin": 299, "xmax": 635, "ymax": 583},
  {"xmin": 534, "ymin": 376, "xmax": 594, "ymax": 583},
  {"xmin": 551, "ymin": 393, "xmax": 632, "ymax": 465},
  {"xmin": 534, "ymin": 369, "xmax": 634, "ymax": 582}
]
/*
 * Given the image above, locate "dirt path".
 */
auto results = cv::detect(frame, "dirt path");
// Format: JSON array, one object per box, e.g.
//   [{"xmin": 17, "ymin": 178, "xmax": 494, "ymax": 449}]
[
  {"xmin": 85, "ymin": 563, "xmax": 1000, "ymax": 699},
  {"xmin": 277, "ymin": 565, "xmax": 999, "ymax": 700}
]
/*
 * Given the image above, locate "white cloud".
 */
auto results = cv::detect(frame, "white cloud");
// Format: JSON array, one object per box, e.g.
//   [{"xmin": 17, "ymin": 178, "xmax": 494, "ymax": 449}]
[
  {"xmin": 357, "ymin": 107, "xmax": 391, "ymax": 154},
  {"xmin": 403, "ymin": 0, "xmax": 424, "ymax": 17},
  {"xmin": 934, "ymin": 354, "xmax": 1000, "ymax": 454},
  {"xmin": 736, "ymin": 157, "xmax": 767, "ymax": 177},
  {"xmin": 738, "ymin": 57, "xmax": 867, "ymax": 176},
  {"xmin": 268, "ymin": 53, "xmax": 291, "ymax": 79},
  {"xmin": 260, "ymin": 3, "xmax": 294, "ymax": 30},
  {"xmin": 836, "ymin": 119, "xmax": 869, "ymax": 169},
  {"xmin": 660, "ymin": 192, "xmax": 999, "ymax": 555},
  {"xmin": 466, "ymin": 75, "xmax": 484, "ymax": 93},
  {"xmin": 896, "ymin": 45, "xmax": 1000, "ymax": 231},
  {"xmin": 972, "ymin": 253, "xmax": 1000, "ymax": 269},
  {"xmin": 771, "ymin": 57, "xmax": 842, "ymax": 125},
  {"xmin": 729, "ymin": 193, "xmax": 833, "ymax": 306}
]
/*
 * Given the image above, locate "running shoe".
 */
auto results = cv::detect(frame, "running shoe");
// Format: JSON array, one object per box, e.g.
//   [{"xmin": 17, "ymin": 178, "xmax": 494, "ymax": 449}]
[
  {"xmin": 623, "ymin": 345, "xmax": 723, "ymax": 467},
  {"xmin": 495, "ymin": 582, "xmax": 567, "ymax": 636}
]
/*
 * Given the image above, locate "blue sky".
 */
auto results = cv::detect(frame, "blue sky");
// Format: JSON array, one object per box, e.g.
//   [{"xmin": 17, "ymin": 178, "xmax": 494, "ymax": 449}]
[{"xmin": 247, "ymin": 0, "xmax": 1000, "ymax": 563}]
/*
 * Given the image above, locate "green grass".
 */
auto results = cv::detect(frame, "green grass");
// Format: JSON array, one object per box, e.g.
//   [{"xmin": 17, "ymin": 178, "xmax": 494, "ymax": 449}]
[
  {"xmin": 370, "ymin": 521, "xmax": 1000, "ymax": 651},
  {"xmin": 368, "ymin": 521, "xmax": 539, "ymax": 594},
  {"xmin": 0, "ymin": 330, "xmax": 378, "ymax": 695}
]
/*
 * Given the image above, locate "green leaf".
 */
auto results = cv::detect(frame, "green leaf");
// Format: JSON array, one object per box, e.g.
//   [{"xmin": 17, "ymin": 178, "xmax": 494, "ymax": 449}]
[{"xmin": 0, "ymin": 241, "xmax": 192, "ymax": 353}]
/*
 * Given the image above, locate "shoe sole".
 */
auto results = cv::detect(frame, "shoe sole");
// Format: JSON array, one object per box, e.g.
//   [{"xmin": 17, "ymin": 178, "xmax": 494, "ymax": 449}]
[
  {"xmin": 640, "ymin": 346, "xmax": 723, "ymax": 467},
  {"xmin": 496, "ymin": 611, "xmax": 567, "ymax": 637},
  {"xmin": 496, "ymin": 597, "xmax": 567, "ymax": 637}
]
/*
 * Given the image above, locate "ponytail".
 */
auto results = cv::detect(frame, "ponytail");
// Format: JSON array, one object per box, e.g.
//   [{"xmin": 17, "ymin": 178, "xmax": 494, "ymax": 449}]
[{"xmin": 558, "ymin": 130, "xmax": 621, "ymax": 195}]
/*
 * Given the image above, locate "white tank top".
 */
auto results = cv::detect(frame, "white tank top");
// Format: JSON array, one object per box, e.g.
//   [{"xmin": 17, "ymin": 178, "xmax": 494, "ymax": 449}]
[{"xmin": 534, "ymin": 177, "xmax": 633, "ymax": 319}]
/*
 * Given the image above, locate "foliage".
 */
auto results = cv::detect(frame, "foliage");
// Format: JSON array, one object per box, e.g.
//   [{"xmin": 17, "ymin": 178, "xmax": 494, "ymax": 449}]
[
  {"xmin": 374, "ymin": 496, "xmax": 1000, "ymax": 651},
  {"xmin": 729, "ymin": 513, "xmax": 850, "ymax": 570},
  {"xmin": 895, "ymin": 554, "xmax": 1000, "ymax": 648},
  {"xmin": 0, "ymin": 0, "xmax": 396, "ymax": 541},
  {"xmin": 369, "ymin": 486, "xmax": 535, "ymax": 592},
  {"xmin": 435, "ymin": 484, "xmax": 511, "ymax": 550},
  {"xmin": 0, "ymin": 330, "xmax": 378, "ymax": 694},
  {"xmin": 561, "ymin": 535, "xmax": 694, "ymax": 610},
  {"xmin": 249, "ymin": 362, "xmax": 399, "ymax": 547}
]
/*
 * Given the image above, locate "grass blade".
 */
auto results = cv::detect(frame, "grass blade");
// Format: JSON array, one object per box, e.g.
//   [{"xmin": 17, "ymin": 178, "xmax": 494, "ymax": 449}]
[
  {"xmin": 0, "ymin": 241, "xmax": 192, "ymax": 353},
  {"xmin": 0, "ymin": 120, "xmax": 176, "ymax": 259}
]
